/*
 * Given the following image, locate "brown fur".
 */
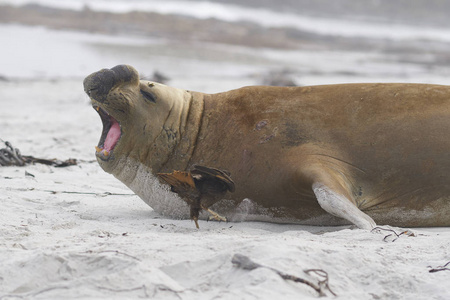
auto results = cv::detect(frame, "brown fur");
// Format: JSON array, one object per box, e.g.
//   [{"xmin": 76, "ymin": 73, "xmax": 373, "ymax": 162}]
[
  {"xmin": 84, "ymin": 65, "xmax": 450, "ymax": 227},
  {"xmin": 182, "ymin": 84, "xmax": 450, "ymax": 226}
]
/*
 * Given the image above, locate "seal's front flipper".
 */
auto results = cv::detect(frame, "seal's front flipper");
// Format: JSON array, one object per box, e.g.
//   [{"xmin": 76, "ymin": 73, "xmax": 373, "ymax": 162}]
[
  {"xmin": 191, "ymin": 165, "xmax": 235, "ymax": 194},
  {"xmin": 158, "ymin": 166, "xmax": 234, "ymax": 229},
  {"xmin": 157, "ymin": 171, "xmax": 199, "ymax": 199},
  {"xmin": 158, "ymin": 170, "xmax": 202, "ymax": 228},
  {"xmin": 312, "ymin": 182, "xmax": 376, "ymax": 230}
]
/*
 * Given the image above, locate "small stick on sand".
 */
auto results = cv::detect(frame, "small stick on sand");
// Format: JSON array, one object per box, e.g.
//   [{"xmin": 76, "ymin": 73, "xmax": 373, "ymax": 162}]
[
  {"xmin": 428, "ymin": 261, "xmax": 450, "ymax": 273},
  {"xmin": 232, "ymin": 254, "xmax": 337, "ymax": 297}
]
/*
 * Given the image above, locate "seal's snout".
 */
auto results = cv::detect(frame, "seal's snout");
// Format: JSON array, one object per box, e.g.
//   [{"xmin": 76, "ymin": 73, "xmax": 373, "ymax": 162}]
[
  {"xmin": 83, "ymin": 69, "xmax": 116, "ymax": 103},
  {"xmin": 83, "ymin": 65, "xmax": 139, "ymax": 102},
  {"xmin": 84, "ymin": 65, "xmax": 139, "ymax": 163}
]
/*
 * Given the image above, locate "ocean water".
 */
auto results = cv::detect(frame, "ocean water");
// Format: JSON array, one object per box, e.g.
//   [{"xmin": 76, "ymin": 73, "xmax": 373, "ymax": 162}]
[
  {"xmin": 1, "ymin": 0, "xmax": 450, "ymax": 89},
  {"xmin": 3, "ymin": 0, "xmax": 450, "ymax": 41}
]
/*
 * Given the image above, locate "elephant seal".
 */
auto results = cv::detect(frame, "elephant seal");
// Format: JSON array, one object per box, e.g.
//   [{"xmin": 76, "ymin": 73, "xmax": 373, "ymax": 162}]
[{"xmin": 83, "ymin": 65, "xmax": 450, "ymax": 229}]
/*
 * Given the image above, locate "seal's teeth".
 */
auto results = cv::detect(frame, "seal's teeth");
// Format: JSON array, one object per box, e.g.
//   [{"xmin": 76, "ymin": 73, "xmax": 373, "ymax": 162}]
[
  {"xmin": 95, "ymin": 146, "xmax": 102, "ymax": 153},
  {"xmin": 96, "ymin": 107, "xmax": 100, "ymax": 112},
  {"xmin": 103, "ymin": 150, "xmax": 110, "ymax": 157}
]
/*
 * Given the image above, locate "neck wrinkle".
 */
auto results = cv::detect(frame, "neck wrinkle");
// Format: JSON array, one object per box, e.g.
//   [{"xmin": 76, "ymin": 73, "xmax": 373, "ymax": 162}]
[{"xmin": 159, "ymin": 91, "xmax": 204, "ymax": 173}]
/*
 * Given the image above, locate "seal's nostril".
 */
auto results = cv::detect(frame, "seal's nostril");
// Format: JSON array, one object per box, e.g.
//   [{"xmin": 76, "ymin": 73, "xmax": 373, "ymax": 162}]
[{"xmin": 88, "ymin": 87, "xmax": 98, "ymax": 96}]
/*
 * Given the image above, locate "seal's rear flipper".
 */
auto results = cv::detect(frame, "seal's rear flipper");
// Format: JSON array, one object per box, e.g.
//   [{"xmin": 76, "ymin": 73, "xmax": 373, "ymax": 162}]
[{"xmin": 312, "ymin": 182, "xmax": 376, "ymax": 230}]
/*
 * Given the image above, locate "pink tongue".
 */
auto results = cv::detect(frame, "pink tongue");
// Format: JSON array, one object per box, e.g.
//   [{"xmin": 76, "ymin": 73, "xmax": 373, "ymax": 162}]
[{"xmin": 103, "ymin": 117, "xmax": 120, "ymax": 152}]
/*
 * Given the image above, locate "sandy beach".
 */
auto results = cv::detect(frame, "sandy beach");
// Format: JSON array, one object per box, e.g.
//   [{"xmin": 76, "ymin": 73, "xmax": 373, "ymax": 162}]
[{"xmin": 1, "ymin": 1, "xmax": 450, "ymax": 299}]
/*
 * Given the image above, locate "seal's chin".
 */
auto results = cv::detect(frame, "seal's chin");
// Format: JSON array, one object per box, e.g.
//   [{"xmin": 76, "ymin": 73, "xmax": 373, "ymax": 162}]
[{"xmin": 93, "ymin": 106, "xmax": 121, "ymax": 161}]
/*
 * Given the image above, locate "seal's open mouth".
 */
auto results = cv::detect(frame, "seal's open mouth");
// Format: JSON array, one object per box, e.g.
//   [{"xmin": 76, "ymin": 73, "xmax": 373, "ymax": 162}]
[{"xmin": 94, "ymin": 106, "xmax": 121, "ymax": 161}]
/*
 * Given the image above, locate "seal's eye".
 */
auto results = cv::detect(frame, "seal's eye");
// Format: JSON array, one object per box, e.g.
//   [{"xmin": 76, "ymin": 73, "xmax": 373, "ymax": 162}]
[{"xmin": 141, "ymin": 89, "xmax": 156, "ymax": 103}]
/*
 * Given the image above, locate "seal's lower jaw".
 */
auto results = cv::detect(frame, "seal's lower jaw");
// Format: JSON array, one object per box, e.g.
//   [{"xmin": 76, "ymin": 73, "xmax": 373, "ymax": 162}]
[{"xmin": 93, "ymin": 106, "xmax": 122, "ymax": 162}]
